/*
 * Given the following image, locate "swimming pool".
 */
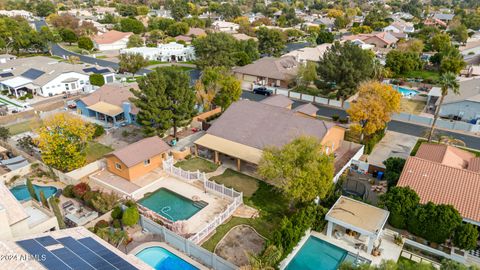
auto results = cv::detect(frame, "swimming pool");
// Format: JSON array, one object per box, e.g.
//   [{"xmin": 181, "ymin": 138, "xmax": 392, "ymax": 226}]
[
  {"xmin": 138, "ymin": 188, "xmax": 207, "ymax": 222},
  {"xmin": 136, "ymin": 246, "xmax": 198, "ymax": 270},
  {"xmin": 10, "ymin": 184, "xmax": 57, "ymax": 201},
  {"xmin": 392, "ymin": 85, "xmax": 419, "ymax": 97},
  {"xmin": 285, "ymin": 236, "xmax": 368, "ymax": 270}
]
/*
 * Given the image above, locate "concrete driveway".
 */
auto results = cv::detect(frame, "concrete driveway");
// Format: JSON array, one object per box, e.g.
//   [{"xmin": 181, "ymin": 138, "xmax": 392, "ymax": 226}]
[{"xmin": 367, "ymin": 131, "xmax": 418, "ymax": 168}]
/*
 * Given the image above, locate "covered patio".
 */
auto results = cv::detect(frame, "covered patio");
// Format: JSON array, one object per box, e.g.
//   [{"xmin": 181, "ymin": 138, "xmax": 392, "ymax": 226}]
[
  {"xmin": 325, "ymin": 196, "xmax": 389, "ymax": 255},
  {"xmin": 1, "ymin": 77, "xmax": 39, "ymax": 97},
  {"xmin": 87, "ymin": 101, "xmax": 126, "ymax": 126}
]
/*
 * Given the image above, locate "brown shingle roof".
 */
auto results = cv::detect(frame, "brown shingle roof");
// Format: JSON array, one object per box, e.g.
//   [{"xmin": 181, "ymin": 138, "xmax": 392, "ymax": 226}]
[
  {"xmin": 415, "ymin": 143, "xmax": 475, "ymax": 170},
  {"xmin": 260, "ymin": 95, "xmax": 294, "ymax": 108},
  {"xmin": 93, "ymin": 30, "xmax": 133, "ymax": 44},
  {"xmin": 107, "ymin": 136, "xmax": 170, "ymax": 167},
  {"xmin": 206, "ymin": 99, "xmax": 334, "ymax": 150},
  {"xmin": 397, "ymin": 156, "xmax": 480, "ymax": 223},
  {"xmin": 233, "ymin": 56, "xmax": 298, "ymax": 81},
  {"xmin": 79, "ymin": 83, "xmax": 139, "ymax": 114}
]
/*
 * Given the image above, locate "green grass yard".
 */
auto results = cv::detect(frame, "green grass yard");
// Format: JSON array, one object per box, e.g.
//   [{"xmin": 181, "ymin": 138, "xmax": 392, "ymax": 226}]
[
  {"xmin": 174, "ymin": 157, "xmax": 219, "ymax": 173},
  {"xmin": 7, "ymin": 119, "xmax": 43, "ymax": 135},
  {"xmin": 86, "ymin": 142, "xmax": 113, "ymax": 163},
  {"xmin": 202, "ymin": 169, "xmax": 289, "ymax": 251}
]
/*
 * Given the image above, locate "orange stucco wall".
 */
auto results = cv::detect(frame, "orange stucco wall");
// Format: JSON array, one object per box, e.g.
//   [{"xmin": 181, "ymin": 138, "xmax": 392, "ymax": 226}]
[
  {"xmin": 106, "ymin": 153, "xmax": 167, "ymax": 181},
  {"xmin": 321, "ymin": 126, "xmax": 345, "ymax": 153}
]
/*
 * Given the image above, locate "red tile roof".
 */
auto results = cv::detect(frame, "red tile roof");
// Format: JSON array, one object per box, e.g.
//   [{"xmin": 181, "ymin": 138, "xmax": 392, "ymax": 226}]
[
  {"xmin": 93, "ymin": 30, "xmax": 133, "ymax": 45},
  {"xmin": 415, "ymin": 143, "xmax": 475, "ymax": 170},
  {"xmin": 398, "ymin": 152, "xmax": 480, "ymax": 223}
]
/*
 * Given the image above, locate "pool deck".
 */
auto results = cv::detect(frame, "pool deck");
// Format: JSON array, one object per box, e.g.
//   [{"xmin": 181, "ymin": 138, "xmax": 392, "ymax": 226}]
[{"xmin": 128, "ymin": 241, "xmax": 208, "ymax": 270}]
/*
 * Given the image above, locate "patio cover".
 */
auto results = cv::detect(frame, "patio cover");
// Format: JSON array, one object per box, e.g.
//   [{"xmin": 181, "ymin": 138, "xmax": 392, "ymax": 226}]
[
  {"xmin": 1, "ymin": 76, "xmax": 32, "ymax": 88},
  {"xmin": 1, "ymin": 156, "xmax": 26, "ymax": 165},
  {"xmin": 326, "ymin": 196, "xmax": 389, "ymax": 237},
  {"xmin": 194, "ymin": 134, "xmax": 263, "ymax": 164},
  {"xmin": 6, "ymin": 159, "xmax": 29, "ymax": 171},
  {"xmin": 87, "ymin": 101, "xmax": 123, "ymax": 117}
]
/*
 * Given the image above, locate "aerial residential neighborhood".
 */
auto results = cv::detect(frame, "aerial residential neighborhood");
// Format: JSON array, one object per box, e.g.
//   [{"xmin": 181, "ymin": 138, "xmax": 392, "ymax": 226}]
[{"xmin": 1, "ymin": 0, "xmax": 480, "ymax": 270}]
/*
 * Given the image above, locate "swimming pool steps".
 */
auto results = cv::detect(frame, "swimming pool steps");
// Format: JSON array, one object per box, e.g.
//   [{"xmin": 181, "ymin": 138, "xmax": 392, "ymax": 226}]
[{"xmin": 193, "ymin": 200, "xmax": 208, "ymax": 209}]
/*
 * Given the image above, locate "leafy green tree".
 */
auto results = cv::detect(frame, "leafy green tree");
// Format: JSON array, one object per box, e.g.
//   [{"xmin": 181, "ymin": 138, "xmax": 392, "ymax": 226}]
[
  {"xmin": 0, "ymin": 126, "xmax": 10, "ymax": 141},
  {"xmin": 148, "ymin": 17, "xmax": 175, "ymax": 31},
  {"xmin": 245, "ymin": 245, "xmax": 283, "ymax": 270},
  {"xmin": 91, "ymin": 192, "xmax": 119, "ymax": 214},
  {"xmin": 213, "ymin": 76, "xmax": 242, "ymax": 110},
  {"xmin": 35, "ymin": 0, "xmax": 56, "ymax": 17},
  {"xmin": 379, "ymin": 186, "xmax": 420, "ymax": 229},
  {"xmin": 89, "ymin": 74, "xmax": 105, "ymax": 87},
  {"xmin": 130, "ymin": 67, "xmax": 196, "ymax": 138},
  {"xmin": 258, "ymin": 136, "xmax": 334, "ymax": 204},
  {"xmin": 383, "ymin": 157, "xmax": 406, "ymax": 187},
  {"xmin": 256, "ymin": 27, "xmax": 286, "ymax": 57},
  {"xmin": 111, "ymin": 205, "xmax": 123, "ymax": 220},
  {"xmin": 385, "ymin": 50, "xmax": 423, "ymax": 75},
  {"xmin": 439, "ymin": 48, "xmax": 466, "ymax": 74},
  {"xmin": 118, "ymin": 53, "xmax": 148, "ymax": 74},
  {"xmin": 60, "ymin": 28, "xmax": 78, "ymax": 45},
  {"xmin": 428, "ymin": 72, "xmax": 459, "ymax": 142},
  {"xmin": 116, "ymin": 4, "xmax": 138, "ymax": 17},
  {"xmin": 127, "ymin": 34, "xmax": 143, "ymax": 48},
  {"xmin": 317, "ymin": 41, "xmax": 375, "ymax": 98},
  {"xmin": 122, "ymin": 206, "xmax": 140, "ymax": 226},
  {"xmin": 316, "ymin": 30, "xmax": 334, "ymax": 44},
  {"xmin": 166, "ymin": 22, "xmax": 189, "ymax": 37},
  {"xmin": 234, "ymin": 39, "xmax": 259, "ymax": 66},
  {"xmin": 192, "ymin": 32, "xmax": 240, "ymax": 68},
  {"xmin": 401, "ymin": 0, "xmax": 423, "ymax": 18},
  {"xmin": 334, "ymin": 16, "xmax": 350, "ymax": 29},
  {"xmin": 449, "ymin": 22, "xmax": 469, "ymax": 44},
  {"xmin": 26, "ymin": 178, "xmax": 39, "ymax": 201},
  {"xmin": 429, "ymin": 33, "xmax": 452, "ymax": 52},
  {"xmin": 218, "ymin": 3, "xmax": 241, "ymax": 20},
  {"xmin": 453, "ymin": 223, "xmax": 479, "ymax": 251},
  {"xmin": 136, "ymin": 5, "xmax": 150, "ymax": 16},
  {"xmin": 297, "ymin": 61, "xmax": 318, "ymax": 87},
  {"xmin": 146, "ymin": 30, "xmax": 165, "ymax": 46},
  {"xmin": 169, "ymin": 0, "xmax": 190, "ymax": 21},
  {"xmin": 119, "ymin": 18, "xmax": 144, "ymax": 34},
  {"xmin": 77, "ymin": 36, "xmax": 93, "ymax": 51},
  {"xmin": 39, "ymin": 190, "xmax": 49, "ymax": 209}
]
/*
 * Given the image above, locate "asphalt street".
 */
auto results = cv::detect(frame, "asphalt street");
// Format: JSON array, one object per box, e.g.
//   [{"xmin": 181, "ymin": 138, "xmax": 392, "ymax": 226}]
[{"xmin": 241, "ymin": 91, "xmax": 480, "ymax": 150}]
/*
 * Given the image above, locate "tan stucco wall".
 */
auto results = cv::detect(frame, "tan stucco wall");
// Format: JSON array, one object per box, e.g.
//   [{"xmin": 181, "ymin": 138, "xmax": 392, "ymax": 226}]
[
  {"xmin": 321, "ymin": 126, "xmax": 345, "ymax": 153},
  {"xmin": 106, "ymin": 153, "xmax": 167, "ymax": 181}
]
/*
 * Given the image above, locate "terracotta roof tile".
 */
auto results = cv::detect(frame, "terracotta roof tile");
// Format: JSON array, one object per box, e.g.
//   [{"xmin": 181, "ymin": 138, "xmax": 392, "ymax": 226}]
[
  {"xmin": 415, "ymin": 143, "xmax": 475, "ymax": 170},
  {"xmin": 93, "ymin": 30, "xmax": 133, "ymax": 45}
]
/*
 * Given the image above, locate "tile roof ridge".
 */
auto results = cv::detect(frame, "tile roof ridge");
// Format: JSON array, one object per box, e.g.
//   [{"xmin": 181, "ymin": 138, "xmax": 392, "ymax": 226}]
[{"xmin": 409, "ymin": 156, "xmax": 480, "ymax": 176}]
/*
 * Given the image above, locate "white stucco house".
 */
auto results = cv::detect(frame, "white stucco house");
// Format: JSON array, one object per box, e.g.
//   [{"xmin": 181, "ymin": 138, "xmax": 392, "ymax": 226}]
[
  {"xmin": 0, "ymin": 56, "xmax": 115, "ymax": 97},
  {"xmin": 212, "ymin": 20, "xmax": 240, "ymax": 33},
  {"xmin": 92, "ymin": 30, "xmax": 133, "ymax": 51},
  {"xmin": 120, "ymin": 42, "xmax": 195, "ymax": 62}
]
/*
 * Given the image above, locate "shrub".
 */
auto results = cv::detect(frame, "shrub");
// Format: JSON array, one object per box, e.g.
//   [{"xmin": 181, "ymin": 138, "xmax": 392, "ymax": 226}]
[
  {"xmin": 72, "ymin": 182, "xmax": 91, "ymax": 199},
  {"xmin": 112, "ymin": 219, "xmax": 122, "ymax": 228},
  {"xmin": 364, "ymin": 129, "xmax": 385, "ymax": 154},
  {"xmin": 63, "ymin": 184, "xmax": 75, "ymax": 198},
  {"xmin": 332, "ymin": 114, "xmax": 339, "ymax": 121},
  {"xmin": 383, "ymin": 157, "xmax": 406, "ymax": 187},
  {"xmin": 122, "ymin": 206, "xmax": 140, "ymax": 226},
  {"xmin": 91, "ymin": 124, "xmax": 105, "ymax": 138},
  {"xmin": 26, "ymin": 93, "xmax": 33, "ymax": 99},
  {"xmin": 111, "ymin": 205, "xmax": 123, "ymax": 220},
  {"xmin": 124, "ymin": 200, "xmax": 136, "ymax": 208},
  {"xmin": 89, "ymin": 73, "xmax": 105, "ymax": 86},
  {"xmin": 78, "ymin": 36, "xmax": 94, "ymax": 51},
  {"xmin": 83, "ymin": 190, "xmax": 99, "ymax": 207},
  {"xmin": 19, "ymin": 95, "xmax": 27, "ymax": 100},
  {"xmin": 94, "ymin": 220, "xmax": 109, "ymax": 231},
  {"xmin": 91, "ymin": 191, "xmax": 119, "ymax": 213},
  {"xmin": 338, "ymin": 118, "xmax": 348, "ymax": 124}
]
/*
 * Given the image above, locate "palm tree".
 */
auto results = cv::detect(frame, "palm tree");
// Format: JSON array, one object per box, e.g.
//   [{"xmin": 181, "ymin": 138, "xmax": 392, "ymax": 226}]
[
  {"xmin": 241, "ymin": 245, "xmax": 283, "ymax": 270},
  {"xmin": 427, "ymin": 72, "xmax": 460, "ymax": 142}
]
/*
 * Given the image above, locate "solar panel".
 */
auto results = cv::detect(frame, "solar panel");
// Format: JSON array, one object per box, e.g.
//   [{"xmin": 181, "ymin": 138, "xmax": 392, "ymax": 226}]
[
  {"xmin": 16, "ymin": 239, "xmax": 72, "ymax": 270},
  {"xmin": 0, "ymin": 72, "xmax": 13, "ymax": 78},
  {"xmin": 35, "ymin": 236, "xmax": 59, "ymax": 246},
  {"xmin": 57, "ymin": 237, "xmax": 117, "ymax": 270},
  {"xmin": 78, "ymin": 238, "xmax": 138, "ymax": 270},
  {"xmin": 83, "ymin": 67, "xmax": 111, "ymax": 74},
  {"xmin": 21, "ymin": 68, "xmax": 45, "ymax": 80},
  {"xmin": 51, "ymin": 247, "xmax": 95, "ymax": 270},
  {"xmin": 96, "ymin": 69, "xmax": 111, "ymax": 74},
  {"xmin": 82, "ymin": 67, "xmax": 96, "ymax": 73}
]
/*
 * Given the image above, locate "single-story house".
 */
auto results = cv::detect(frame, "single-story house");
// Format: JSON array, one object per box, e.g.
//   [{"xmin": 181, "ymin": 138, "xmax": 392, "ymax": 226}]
[
  {"xmin": 313, "ymin": 17, "xmax": 335, "ymax": 31},
  {"xmin": 342, "ymin": 32, "xmax": 399, "ymax": 48},
  {"xmin": 433, "ymin": 13, "xmax": 455, "ymax": 23},
  {"xmin": 293, "ymin": 103, "xmax": 319, "ymax": 118},
  {"xmin": 0, "ymin": 56, "xmax": 115, "ymax": 97},
  {"xmin": 120, "ymin": 42, "xmax": 195, "ymax": 62},
  {"xmin": 76, "ymin": 83, "xmax": 139, "ymax": 126},
  {"xmin": 283, "ymin": 44, "xmax": 332, "ymax": 64},
  {"xmin": 397, "ymin": 143, "xmax": 480, "ymax": 226},
  {"xmin": 233, "ymin": 56, "xmax": 299, "ymax": 89},
  {"xmin": 383, "ymin": 20, "xmax": 415, "ymax": 34},
  {"xmin": 93, "ymin": 30, "xmax": 133, "ymax": 51},
  {"xmin": 424, "ymin": 18, "xmax": 448, "ymax": 28},
  {"xmin": 232, "ymin": 33, "xmax": 258, "ymax": 41},
  {"xmin": 260, "ymin": 94, "xmax": 294, "ymax": 109},
  {"xmin": 429, "ymin": 78, "xmax": 480, "ymax": 123},
  {"xmin": 0, "ymin": 10, "xmax": 33, "ymax": 19},
  {"xmin": 105, "ymin": 136, "xmax": 171, "ymax": 181},
  {"xmin": 212, "ymin": 20, "xmax": 239, "ymax": 33},
  {"xmin": 194, "ymin": 99, "xmax": 363, "ymax": 180}
]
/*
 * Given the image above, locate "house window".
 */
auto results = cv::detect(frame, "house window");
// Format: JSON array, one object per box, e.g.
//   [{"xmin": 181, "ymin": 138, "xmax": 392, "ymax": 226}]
[
  {"xmin": 80, "ymin": 80, "xmax": 84, "ymax": 84},
  {"xmin": 115, "ymin": 163, "xmax": 122, "ymax": 170},
  {"xmin": 144, "ymin": 159, "xmax": 150, "ymax": 166},
  {"xmin": 65, "ymin": 84, "xmax": 69, "ymax": 90}
]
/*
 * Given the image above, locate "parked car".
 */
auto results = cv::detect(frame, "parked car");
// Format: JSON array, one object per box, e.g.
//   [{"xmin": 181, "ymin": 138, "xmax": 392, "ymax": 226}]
[{"xmin": 253, "ymin": 87, "xmax": 273, "ymax": 96}]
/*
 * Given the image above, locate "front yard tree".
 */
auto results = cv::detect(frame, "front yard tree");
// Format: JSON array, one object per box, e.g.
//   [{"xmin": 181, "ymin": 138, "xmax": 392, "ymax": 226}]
[
  {"xmin": 118, "ymin": 53, "xmax": 148, "ymax": 75},
  {"xmin": 126, "ymin": 34, "xmax": 143, "ymax": 48},
  {"xmin": 192, "ymin": 32, "xmax": 239, "ymax": 68},
  {"xmin": 317, "ymin": 41, "xmax": 375, "ymax": 98},
  {"xmin": 256, "ymin": 27, "xmax": 286, "ymax": 57},
  {"xmin": 36, "ymin": 113, "xmax": 94, "ymax": 172},
  {"xmin": 0, "ymin": 126, "xmax": 10, "ymax": 141},
  {"xmin": 60, "ymin": 28, "xmax": 78, "ymax": 45},
  {"xmin": 427, "ymin": 72, "xmax": 459, "ymax": 142},
  {"xmin": 453, "ymin": 223, "xmax": 479, "ymax": 251},
  {"xmin": 213, "ymin": 76, "xmax": 242, "ymax": 110},
  {"xmin": 131, "ymin": 67, "xmax": 196, "ymax": 138},
  {"xmin": 195, "ymin": 67, "xmax": 241, "ymax": 111},
  {"xmin": 347, "ymin": 81, "xmax": 401, "ymax": 140},
  {"xmin": 77, "ymin": 36, "xmax": 93, "ymax": 51},
  {"xmin": 258, "ymin": 136, "xmax": 334, "ymax": 204},
  {"xmin": 379, "ymin": 186, "xmax": 420, "ymax": 229}
]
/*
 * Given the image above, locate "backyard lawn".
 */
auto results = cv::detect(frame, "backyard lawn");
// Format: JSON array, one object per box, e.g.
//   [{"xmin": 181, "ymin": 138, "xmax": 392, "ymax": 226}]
[
  {"xmin": 86, "ymin": 141, "xmax": 113, "ymax": 163},
  {"xmin": 7, "ymin": 119, "xmax": 43, "ymax": 135},
  {"xmin": 174, "ymin": 157, "xmax": 219, "ymax": 173},
  {"xmin": 202, "ymin": 169, "xmax": 289, "ymax": 252},
  {"xmin": 400, "ymin": 99, "xmax": 425, "ymax": 114}
]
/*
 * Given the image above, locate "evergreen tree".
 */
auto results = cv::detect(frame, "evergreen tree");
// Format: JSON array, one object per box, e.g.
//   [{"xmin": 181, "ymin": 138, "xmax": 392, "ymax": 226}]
[
  {"xmin": 26, "ymin": 178, "xmax": 38, "ymax": 201},
  {"xmin": 39, "ymin": 190, "xmax": 49, "ymax": 209}
]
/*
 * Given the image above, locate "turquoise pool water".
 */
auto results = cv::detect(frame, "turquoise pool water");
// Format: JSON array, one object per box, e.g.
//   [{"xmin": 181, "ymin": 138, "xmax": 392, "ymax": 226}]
[
  {"xmin": 392, "ymin": 85, "xmax": 419, "ymax": 97},
  {"xmin": 136, "ymin": 246, "xmax": 198, "ymax": 270},
  {"xmin": 10, "ymin": 185, "xmax": 57, "ymax": 201},
  {"xmin": 138, "ymin": 188, "xmax": 206, "ymax": 221},
  {"xmin": 285, "ymin": 236, "xmax": 348, "ymax": 270}
]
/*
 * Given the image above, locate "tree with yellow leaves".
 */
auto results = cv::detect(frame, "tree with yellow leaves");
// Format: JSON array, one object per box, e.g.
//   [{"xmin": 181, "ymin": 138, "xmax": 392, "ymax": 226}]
[
  {"xmin": 347, "ymin": 81, "xmax": 401, "ymax": 140},
  {"xmin": 36, "ymin": 113, "xmax": 94, "ymax": 172}
]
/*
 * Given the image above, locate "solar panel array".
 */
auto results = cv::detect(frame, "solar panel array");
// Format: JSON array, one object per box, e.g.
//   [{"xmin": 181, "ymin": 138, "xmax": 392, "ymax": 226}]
[
  {"xmin": 0, "ymin": 72, "xmax": 14, "ymax": 78},
  {"xmin": 21, "ymin": 68, "xmax": 45, "ymax": 80},
  {"xmin": 82, "ymin": 67, "xmax": 111, "ymax": 74},
  {"xmin": 16, "ymin": 236, "xmax": 138, "ymax": 270}
]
